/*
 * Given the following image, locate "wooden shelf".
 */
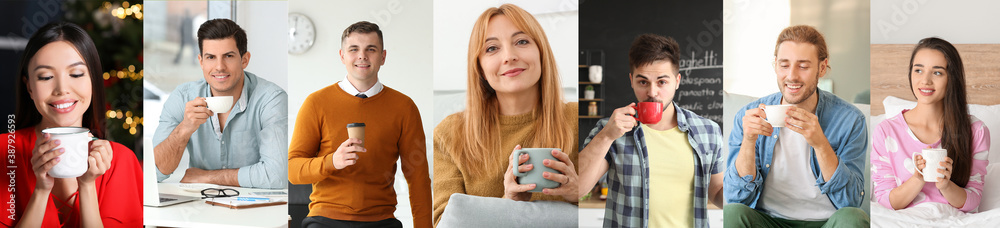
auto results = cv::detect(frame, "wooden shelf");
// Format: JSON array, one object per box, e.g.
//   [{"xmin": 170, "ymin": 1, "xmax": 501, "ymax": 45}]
[
  {"xmin": 579, "ymin": 65, "xmax": 588, "ymax": 68},
  {"xmin": 579, "ymin": 196, "xmax": 606, "ymax": 209},
  {"xmin": 579, "ymin": 115, "xmax": 604, "ymax": 119},
  {"xmin": 579, "ymin": 82, "xmax": 602, "ymax": 85},
  {"xmin": 580, "ymin": 99, "xmax": 603, "ymax": 102}
]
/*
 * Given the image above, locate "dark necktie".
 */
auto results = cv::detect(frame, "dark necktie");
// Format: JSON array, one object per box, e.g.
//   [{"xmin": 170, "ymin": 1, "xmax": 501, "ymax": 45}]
[{"xmin": 356, "ymin": 93, "xmax": 367, "ymax": 99}]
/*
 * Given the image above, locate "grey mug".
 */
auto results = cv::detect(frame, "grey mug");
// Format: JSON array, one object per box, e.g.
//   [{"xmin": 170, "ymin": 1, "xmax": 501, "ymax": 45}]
[{"xmin": 514, "ymin": 148, "xmax": 562, "ymax": 192}]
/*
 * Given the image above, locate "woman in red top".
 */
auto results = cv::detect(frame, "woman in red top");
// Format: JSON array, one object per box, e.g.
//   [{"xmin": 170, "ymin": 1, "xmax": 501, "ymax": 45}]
[{"xmin": 2, "ymin": 22, "xmax": 142, "ymax": 227}]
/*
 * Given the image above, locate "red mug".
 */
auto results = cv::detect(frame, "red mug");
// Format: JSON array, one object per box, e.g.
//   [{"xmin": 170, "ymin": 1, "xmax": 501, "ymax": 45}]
[{"xmin": 633, "ymin": 102, "xmax": 663, "ymax": 124}]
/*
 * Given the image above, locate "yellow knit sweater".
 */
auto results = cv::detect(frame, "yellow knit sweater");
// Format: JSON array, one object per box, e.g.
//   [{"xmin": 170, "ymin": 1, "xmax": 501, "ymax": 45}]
[{"xmin": 431, "ymin": 102, "xmax": 579, "ymax": 225}]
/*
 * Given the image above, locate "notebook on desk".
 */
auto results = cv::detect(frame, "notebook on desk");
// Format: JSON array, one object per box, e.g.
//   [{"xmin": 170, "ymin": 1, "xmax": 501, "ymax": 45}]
[{"xmin": 205, "ymin": 197, "xmax": 288, "ymax": 209}]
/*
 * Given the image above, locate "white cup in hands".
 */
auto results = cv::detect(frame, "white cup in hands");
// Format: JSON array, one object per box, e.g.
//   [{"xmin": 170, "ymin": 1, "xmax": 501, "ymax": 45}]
[
  {"xmin": 912, "ymin": 148, "xmax": 947, "ymax": 182},
  {"xmin": 42, "ymin": 127, "xmax": 97, "ymax": 178},
  {"xmin": 763, "ymin": 105, "xmax": 792, "ymax": 127},
  {"xmin": 205, "ymin": 96, "xmax": 234, "ymax": 114}
]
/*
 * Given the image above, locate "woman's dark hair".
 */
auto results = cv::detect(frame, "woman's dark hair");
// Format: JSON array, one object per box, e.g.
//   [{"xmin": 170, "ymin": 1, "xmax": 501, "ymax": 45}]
[
  {"xmin": 908, "ymin": 37, "xmax": 971, "ymax": 187},
  {"xmin": 15, "ymin": 22, "xmax": 106, "ymax": 138}
]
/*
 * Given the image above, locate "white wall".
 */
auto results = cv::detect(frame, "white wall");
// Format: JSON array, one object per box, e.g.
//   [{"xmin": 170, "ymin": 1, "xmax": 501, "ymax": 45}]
[
  {"xmin": 791, "ymin": 0, "xmax": 870, "ymax": 102},
  {"xmin": 237, "ymin": 1, "xmax": 288, "ymax": 90},
  {"xmin": 723, "ymin": 0, "xmax": 870, "ymax": 101},
  {"xmin": 722, "ymin": 0, "xmax": 790, "ymax": 98},
  {"xmin": 432, "ymin": 0, "xmax": 579, "ymax": 92},
  {"xmin": 287, "ymin": 0, "xmax": 433, "ymax": 226},
  {"xmin": 871, "ymin": 0, "xmax": 1000, "ymax": 44}
]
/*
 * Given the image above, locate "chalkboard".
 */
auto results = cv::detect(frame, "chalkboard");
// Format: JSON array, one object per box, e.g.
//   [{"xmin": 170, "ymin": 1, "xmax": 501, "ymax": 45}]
[{"xmin": 579, "ymin": 0, "xmax": 723, "ymax": 146}]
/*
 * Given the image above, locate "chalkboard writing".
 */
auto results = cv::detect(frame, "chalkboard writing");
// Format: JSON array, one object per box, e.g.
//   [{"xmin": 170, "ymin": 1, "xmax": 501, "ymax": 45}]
[{"xmin": 677, "ymin": 50, "xmax": 724, "ymax": 124}]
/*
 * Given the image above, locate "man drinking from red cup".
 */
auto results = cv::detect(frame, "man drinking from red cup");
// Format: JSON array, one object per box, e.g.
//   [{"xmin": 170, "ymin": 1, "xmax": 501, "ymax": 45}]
[{"xmin": 578, "ymin": 34, "xmax": 725, "ymax": 228}]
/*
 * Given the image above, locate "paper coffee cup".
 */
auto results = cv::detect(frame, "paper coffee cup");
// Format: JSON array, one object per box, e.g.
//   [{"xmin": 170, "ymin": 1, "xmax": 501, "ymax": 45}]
[
  {"xmin": 346, "ymin": 123, "xmax": 365, "ymax": 147},
  {"xmin": 763, "ymin": 105, "xmax": 793, "ymax": 127},
  {"xmin": 205, "ymin": 96, "xmax": 234, "ymax": 114},
  {"xmin": 42, "ymin": 127, "xmax": 97, "ymax": 178}
]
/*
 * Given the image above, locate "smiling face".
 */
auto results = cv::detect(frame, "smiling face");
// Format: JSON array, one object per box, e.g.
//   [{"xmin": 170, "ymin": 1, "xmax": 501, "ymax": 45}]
[
  {"xmin": 631, "ymin": 60, "xmax": 680, "ymax": 109},
  {"xmin": 774, "ymin": 41, "xmax": 827, "ymax": 105},
  {"xmin": 340, "ymin": 32, "xmax": 385, "ymax": 82},
  {"xmin": 198, "ymin": 37, "xmax": 248, "ymax": 95},
  {"xmin": 25, "ymin": 41, "xmax": 93, "ymax": 128},
  {"xmin": 910, "ymin": 48, "xmax": 949, "ymax": 105},
  {"xmin": 478, "ymin": 14, "xmax": 542, "ymax": 95}
]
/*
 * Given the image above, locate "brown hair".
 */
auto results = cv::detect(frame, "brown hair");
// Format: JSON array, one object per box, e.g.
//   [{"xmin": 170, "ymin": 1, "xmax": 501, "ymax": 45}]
[
  {"xmin": 908, "ymin": 37, "xmax": 972, "ymax": 187},
  {"xmin": 628, "ymin": 34, "xmax": 680, "ymax": 73},
  {"xmin": 452, "ymin": 3, "xmax": 572, "ymax": 175},
  {"xmin": 15, "ymin": 22, "xmax": 107, "ymax": 138},
  {"xmin": 341, "ymin": 21, "xmax": 384, "ymax": 48},
  {"xmin": 774, "ymin": 25, "xmax": 831, "ymax": 69},
  {"xmin": 197, "ymin": 18, "xmax": 248, "ymax": 56}
]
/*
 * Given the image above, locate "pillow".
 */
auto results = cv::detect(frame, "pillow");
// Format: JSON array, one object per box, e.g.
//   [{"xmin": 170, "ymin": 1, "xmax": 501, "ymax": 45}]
[
  {"xmin": 881, "ymin": 96, "xmax": 1000, "ymax": 163},
  {"xmin": 882, "ymin": 95, "xmax": 916, "ymax": 117},
  {"xmin": 438, "ymin": 193, "xmax": 578, "ymax": 228},
  {"xmin": 979, "ymin": 164, "xmax": 1000, "ymax": 212}
]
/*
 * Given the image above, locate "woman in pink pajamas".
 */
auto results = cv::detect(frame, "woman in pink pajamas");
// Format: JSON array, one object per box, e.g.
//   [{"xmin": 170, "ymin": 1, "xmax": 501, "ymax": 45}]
[{"xmin": 871, "ymin": 37, "xmax": 990, "ymax": 212}]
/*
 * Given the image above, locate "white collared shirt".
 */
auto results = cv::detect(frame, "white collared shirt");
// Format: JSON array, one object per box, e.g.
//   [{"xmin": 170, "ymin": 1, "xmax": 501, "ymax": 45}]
[{"xmin": 339, "ymin": 77, "xmax": 383, "ymax": 98}]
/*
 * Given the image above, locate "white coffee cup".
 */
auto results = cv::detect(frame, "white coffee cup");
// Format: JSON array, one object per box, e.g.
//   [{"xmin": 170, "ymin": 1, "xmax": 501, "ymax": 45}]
[
  {"xmin": 912, "ymin": 148, "xmax": 947, "ymax": 182},
  {"xmin": 763, "ymin": 105, "xmax": 793, "ymax": 127},
  {"xmin": 205, "ymin": 96, "xmax": 234, "ymax": 114},
  {"xmin": 42, "ymin": 127, "xmax": 97, "ymax": 178}
]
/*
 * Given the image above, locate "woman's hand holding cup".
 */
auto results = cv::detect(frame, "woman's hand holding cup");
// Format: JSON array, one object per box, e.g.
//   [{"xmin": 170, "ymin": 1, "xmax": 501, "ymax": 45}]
[
  {"xmin": 79, "ymin": 136, "xmax": 113, "ymax": 185},
  {"xmin": 935, "ymin": 157, "xmax": 954, "ymax": 190},
  {"xmin": 912, "ymin": 154, "xmax": 926, "ymax": 182},
  {"xmin": 540, "ymin": 148, "xmax": 578, "ymax": 203},
  {"xmin": 503, "ymin": 145, "xmax": 534, "ymax": 201},
  {"xmin": 30, "ymin": 133, "xmax": 61, "ymax": 192}
]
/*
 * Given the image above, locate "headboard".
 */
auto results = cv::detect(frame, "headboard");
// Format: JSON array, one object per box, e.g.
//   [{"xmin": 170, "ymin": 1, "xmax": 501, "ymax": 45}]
[{"xmin": 870, "ymin": 44, "xmax": 1000, "ymax": 115}]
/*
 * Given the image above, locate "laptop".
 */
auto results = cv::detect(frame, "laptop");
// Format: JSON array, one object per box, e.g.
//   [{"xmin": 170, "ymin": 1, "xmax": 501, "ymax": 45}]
[{"xmin": 143, "ymin": 138, "xmax": 198, "ymax": 207}]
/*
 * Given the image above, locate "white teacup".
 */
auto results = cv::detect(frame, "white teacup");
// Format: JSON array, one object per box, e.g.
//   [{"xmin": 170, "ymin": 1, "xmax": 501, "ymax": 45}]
[
  {"xmin": 763, "ymin": 105, "xmax": 793, "ymax": 127},
  {"xmin": 205, "ymin": 96, "xmax": 234, "ymax": 114},
  {"xmin": 42, "ymin": 127, "xmax": 97, "ymax": 178},
  {"xmin": 912, "ymin": 148, "xmax": 947, "ymax": 182}
]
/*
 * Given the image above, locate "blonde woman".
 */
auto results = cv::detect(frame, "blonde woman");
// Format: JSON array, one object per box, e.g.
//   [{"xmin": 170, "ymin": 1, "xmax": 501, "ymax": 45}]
[{"xmin": 432, "ymin": 3, "xmax": 579, "ymax": 225}]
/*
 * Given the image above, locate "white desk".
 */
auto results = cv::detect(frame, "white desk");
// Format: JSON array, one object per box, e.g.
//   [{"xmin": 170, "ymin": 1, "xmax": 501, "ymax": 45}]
[{"xmin": 144, "ymin": 183, "xmax": 289, "ymax": 228}]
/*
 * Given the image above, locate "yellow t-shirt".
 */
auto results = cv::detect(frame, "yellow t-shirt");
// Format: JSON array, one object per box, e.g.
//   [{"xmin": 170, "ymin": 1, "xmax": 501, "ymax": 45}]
[{"xmin": 643, "ymin": 124, "xmax": 695, "ymax": 227}]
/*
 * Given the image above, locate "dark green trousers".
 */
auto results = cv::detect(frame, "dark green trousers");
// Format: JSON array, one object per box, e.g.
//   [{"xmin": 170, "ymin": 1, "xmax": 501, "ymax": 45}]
[{"xmin": 723, "ymin": 203, "xmax": 869, "ymax": 228}]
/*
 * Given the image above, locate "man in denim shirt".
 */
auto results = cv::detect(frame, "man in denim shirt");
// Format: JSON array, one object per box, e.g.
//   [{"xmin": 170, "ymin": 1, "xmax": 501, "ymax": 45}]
[
  {"xmin": 723, "ymin": 25, "xmax": 868, "ymax": 227},
  {"xmin": 153, "ymin": 19, "xmax": 288, "ymax": 189},
  {"xmin": 580, "ymin": 34, "xmax": 724, "ymax": 228}
]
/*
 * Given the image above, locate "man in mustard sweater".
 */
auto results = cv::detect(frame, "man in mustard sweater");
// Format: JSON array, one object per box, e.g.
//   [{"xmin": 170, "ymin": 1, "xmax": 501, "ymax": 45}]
[{"xmin": 288, "ymin": 21, "xmax": 432, "ymax": 228}]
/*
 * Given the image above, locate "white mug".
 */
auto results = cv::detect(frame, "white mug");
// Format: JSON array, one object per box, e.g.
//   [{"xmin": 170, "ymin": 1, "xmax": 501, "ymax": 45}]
[
  {"xmin": 763, "ymin": 105, "xmax": 793, "ymax": 127},
  {"xmin": 42, "ymin": 127, "xmax": 97, "ymax": 178},
  {"xmin": 205, "ymin": 96, "xmax": 234, "ymax": 114},
  {"xmin": 912, "ymin": 148, "xmax": 947, "ymax": 182}
]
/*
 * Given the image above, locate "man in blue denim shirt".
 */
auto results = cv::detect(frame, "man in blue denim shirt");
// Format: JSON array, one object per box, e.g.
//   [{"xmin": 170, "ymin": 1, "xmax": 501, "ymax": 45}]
[
  {"xmin": 723, "ymin": 25, "xmax": 867, "ymax": 227},
  {"xmin": 580, "ymin": 34, "xmax": 724, "ymax": 228},
  {"xmin": 153, "ymin": 19, "xmax": 288, "ymax": 189}
]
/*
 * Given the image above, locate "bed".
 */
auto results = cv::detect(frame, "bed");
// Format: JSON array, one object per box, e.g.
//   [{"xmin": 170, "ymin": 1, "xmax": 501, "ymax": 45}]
[{"xmin": 869, "ymin": 44, "xmax": 1000, "ymax": 227}]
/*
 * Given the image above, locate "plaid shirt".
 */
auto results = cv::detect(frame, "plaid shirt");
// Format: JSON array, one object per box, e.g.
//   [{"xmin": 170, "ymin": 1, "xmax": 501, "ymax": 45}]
[{"xmin": 583, "ymin": 103, "xmax": 724, "ymax": 228}]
